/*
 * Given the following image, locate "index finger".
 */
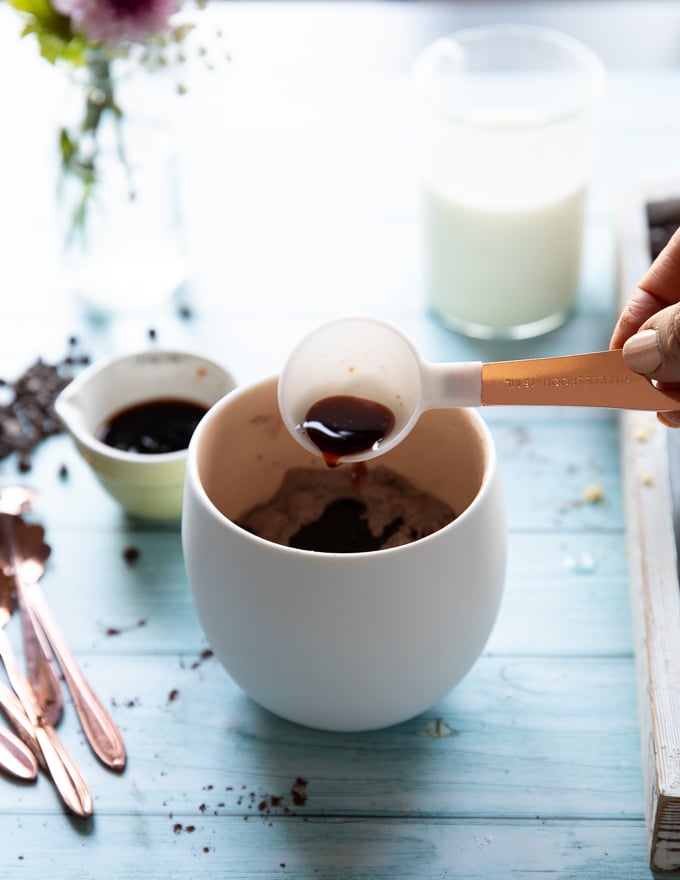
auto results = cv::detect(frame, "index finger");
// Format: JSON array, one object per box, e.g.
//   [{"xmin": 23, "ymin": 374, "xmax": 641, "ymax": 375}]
[
  {"xmin": 610, "ymin": 225, "xmax": 680, "ymax": 349},
  {"xmin": 639, "ymin": 225, "xmax": 680, "ymax": 305}
]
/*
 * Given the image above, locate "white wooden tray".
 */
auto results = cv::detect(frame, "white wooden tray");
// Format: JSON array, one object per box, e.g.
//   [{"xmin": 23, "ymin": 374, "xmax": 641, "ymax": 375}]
[{"xmin": 619, "ymin": 180, "xmax": 680, "ymax": 872}]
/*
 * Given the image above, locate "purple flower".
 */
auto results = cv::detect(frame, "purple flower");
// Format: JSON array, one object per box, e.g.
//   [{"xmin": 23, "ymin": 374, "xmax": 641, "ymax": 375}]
[{"xmin": 54, "ymin": 0, "xmax": 180, "ymax": 47}]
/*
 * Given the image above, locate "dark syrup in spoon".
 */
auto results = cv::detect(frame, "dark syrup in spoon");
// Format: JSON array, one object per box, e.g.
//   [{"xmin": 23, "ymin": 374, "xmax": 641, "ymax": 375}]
[{"xmin": 302, "ymin": 395, "xmax": 395, "ymax": 467}]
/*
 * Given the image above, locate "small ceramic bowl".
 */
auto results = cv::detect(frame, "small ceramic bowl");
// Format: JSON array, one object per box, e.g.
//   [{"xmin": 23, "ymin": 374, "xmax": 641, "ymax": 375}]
[{"xmin": 56, "ymin": 350, "xmax": 236, "ymax": 521}]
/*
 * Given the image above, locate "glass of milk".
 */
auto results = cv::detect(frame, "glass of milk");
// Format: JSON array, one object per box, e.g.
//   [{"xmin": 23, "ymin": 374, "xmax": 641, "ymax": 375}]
[{"xmin": 412, "ymin": 25, "xmax": 606, "ymax": 339}]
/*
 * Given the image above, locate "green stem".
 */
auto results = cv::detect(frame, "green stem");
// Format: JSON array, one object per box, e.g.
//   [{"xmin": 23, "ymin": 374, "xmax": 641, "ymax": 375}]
[{"xmin": 60, "ymin": 50, "xmax": 132, "ymax": 236}]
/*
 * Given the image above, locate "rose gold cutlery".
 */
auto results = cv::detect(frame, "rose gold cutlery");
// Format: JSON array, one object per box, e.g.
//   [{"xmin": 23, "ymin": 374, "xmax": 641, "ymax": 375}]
[
  {"xmin": 0, "ymin": 488, "xmax": 62, "ymax": 725},
  {"xmin": 0, "ymin": 561, "xmax": 92, "ymax": 816},
  {"xmin": 0, "ymin": 679, "xmax": 41, "ymax": 764},
  {"xmin": 0, "ymin": 720, "xmax": 38, "ymax": 781},
  {"xmin": 0, "ymin": 522, "xmax": 63, "ymax": 727},
  {"xmin": 0, "ymin": 486, "xmax": 127, "ymax": 813},
  {"xmin": 0, "ymin": 514, "xmax": 126, "ymax": 772}
]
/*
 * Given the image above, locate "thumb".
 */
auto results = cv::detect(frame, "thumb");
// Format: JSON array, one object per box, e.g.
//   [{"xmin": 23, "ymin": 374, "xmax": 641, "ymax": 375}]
[{"xmin": 622, "ymin": 303, "xmax": 680, "ymax": 382}]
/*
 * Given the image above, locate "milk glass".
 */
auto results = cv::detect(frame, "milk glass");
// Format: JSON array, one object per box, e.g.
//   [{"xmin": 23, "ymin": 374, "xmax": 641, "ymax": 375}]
[{"xmin": 413, "ymin": 25, "xmax": 605, "ymax": 339}]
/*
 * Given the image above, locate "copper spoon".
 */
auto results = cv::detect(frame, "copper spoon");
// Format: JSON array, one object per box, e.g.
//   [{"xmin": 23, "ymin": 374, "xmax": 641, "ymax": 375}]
[
  {"xmin": 279, "ymin": 315, "xmax": 680, "ymax": 463},
  {"xmin": 0, "ymin": 722, "xmax": 38, "ymax": 781},
  {"xmin": 0, "ymin": 679, "xmax": 41, "ymax": 765},
  {"xmin": 0, "ymin": 560, "xmax": 92, "ymax": 816},
  {"xmin": 0, "ymin": 495, "xmax": 63, "ymax": 726},
  {"xmin": 9, "ymin": 519, "xmax": 126, "ymax": 771}
]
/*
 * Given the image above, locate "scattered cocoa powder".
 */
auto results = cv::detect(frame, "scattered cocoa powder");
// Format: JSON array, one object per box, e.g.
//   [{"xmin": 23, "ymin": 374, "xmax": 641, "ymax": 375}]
[
  {"xmin": 122, "ymin": 546, "xmax": 141, "ymax": 565},
  {"xmin": 190, "ymin": 648, "xmax": 214, "ymax": 669},
  {"xmin": 104, "ymin": 618, "xmax": 147, "ymax": 637},
  {"xmin": 291, "ymin": 777, "xmax": 308, "ymax": 806}
]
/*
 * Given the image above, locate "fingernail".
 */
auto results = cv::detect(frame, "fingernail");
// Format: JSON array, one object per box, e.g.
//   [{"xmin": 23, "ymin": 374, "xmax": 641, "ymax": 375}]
[
  {"xmin": 623, "ymin": 329, "xmax": 662, "ymax": 374},
  {"xmin": 658, "ymin": 411, "xmax": 680, "ymax": 428}
]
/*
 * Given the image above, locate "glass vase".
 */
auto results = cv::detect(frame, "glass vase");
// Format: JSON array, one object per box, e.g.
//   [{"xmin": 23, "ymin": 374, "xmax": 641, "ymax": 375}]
[{"xmin": 57, "ymin": 51, "xmax": 187, "ymax": 315}]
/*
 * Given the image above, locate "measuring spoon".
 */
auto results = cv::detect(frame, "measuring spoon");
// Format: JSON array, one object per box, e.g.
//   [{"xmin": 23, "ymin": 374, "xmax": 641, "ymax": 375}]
[{"xmin": 278, "ymin": 315, "xmax": 680, "ymax": 463}]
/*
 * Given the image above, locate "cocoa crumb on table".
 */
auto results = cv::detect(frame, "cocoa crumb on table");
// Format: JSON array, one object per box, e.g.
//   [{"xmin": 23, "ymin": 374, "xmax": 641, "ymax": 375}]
[
  {"xmin": 291, "ymin": 777, "xmax": 308, "ymax": 806},
  {"xmin": 190, "ymin": 648, "xmax": 214, "ymax": 669},
  {"xmin": 122, "ymin": 546, "xmax": 141, "ymax": 565},
  {"xmin": 223, "ymin": 777, "xmax": 310, "ymax": 821},
  {"xmin": 104, "ymin": 618, "xmax": 147, "ymax": 637}
]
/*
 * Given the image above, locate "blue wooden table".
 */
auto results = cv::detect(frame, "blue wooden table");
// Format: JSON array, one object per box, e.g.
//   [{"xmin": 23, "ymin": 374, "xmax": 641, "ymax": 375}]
[{"xmin": 1, "ymin": 1, "xmax": 679, "ymax": 876}]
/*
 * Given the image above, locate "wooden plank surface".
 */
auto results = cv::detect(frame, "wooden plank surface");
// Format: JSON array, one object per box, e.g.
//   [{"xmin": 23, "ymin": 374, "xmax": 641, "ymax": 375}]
[
  {"xmin": 617, "ymin": 182, "xmax": 680, "ymax": 871},
  {"xmin": 2, "ymin": 1, "xmax": 679, "ymax": 876}
]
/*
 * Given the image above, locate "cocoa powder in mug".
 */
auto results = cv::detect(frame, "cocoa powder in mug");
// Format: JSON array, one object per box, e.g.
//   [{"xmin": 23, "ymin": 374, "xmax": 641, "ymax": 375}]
[{"xmin": 238, "ymin": 465, "xmax": 455, "ymax": 553}]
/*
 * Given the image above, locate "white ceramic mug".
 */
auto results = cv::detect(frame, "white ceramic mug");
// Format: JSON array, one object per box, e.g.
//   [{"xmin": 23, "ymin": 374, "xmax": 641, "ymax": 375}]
[{"xmin": 182, "ymin": 376, "xmax": 506, "ymax": 732}]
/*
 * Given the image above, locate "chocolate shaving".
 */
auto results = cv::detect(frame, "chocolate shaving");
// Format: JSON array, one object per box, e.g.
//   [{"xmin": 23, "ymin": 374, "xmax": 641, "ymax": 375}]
[{"xmin": 0, "ymin": 339, "xmax": 91, "ymax": 472}]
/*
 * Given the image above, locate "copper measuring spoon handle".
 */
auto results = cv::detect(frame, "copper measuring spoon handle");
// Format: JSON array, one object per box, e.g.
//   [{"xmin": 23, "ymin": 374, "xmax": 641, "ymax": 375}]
[{"xmin": 480, "ymin": 349, "xmax": 680, "ymax": 410}]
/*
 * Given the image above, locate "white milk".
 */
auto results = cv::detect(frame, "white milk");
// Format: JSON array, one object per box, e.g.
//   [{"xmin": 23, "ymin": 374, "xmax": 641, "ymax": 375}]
[{"xmin": 423, "ymin": 118, "xmax": 589, "ymax": 335}]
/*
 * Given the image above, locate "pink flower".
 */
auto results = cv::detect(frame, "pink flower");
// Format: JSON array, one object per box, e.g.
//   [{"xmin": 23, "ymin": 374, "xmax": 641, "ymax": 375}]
[{"xmin": 54, "ymin": 0, "xmax": 180, "ymax": 47}]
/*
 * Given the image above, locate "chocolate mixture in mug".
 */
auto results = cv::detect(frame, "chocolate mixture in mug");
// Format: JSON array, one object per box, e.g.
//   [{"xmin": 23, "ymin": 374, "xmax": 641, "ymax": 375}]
[{"xmin": 238, "ymin": 465, "xmax": 455, "ymax": 553}]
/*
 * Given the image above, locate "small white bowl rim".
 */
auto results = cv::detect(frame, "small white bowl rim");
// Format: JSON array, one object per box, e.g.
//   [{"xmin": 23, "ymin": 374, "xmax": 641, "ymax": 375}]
[{"xmin": 57, "ymin": 349, "xmax": 235, "ymax": 466}]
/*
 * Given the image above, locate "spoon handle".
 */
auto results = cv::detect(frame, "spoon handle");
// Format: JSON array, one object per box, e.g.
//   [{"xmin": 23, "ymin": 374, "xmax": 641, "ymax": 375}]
[
  {"xmin": 15, "ymin": 581, "xmax": 63, "ymax": 727},
  {"xmin": 0, "ymin": 723, "xmax": 38, "ymax": 781},
  {"xmin": 481, "ymin": 349, "xmax": 680, "ymax": 410},
  {"xmin": 0, "ymin": 679, "xmax": 41, "ymax": 765},
  {"xmin": 27, "ymin": 583, "xmax": 127, "ymax": 771},
  {"xmin": 0, "ymin": 628, "xmax": 92, "ymax": 817},
  {"xmin": 0, "ymin": 516, "xmax": 63, "ymax": 726}
]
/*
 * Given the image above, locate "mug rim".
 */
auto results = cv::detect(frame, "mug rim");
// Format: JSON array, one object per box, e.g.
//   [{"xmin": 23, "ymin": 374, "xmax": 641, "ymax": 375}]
[{"xmin": 186, "ymin": 374, "xmax": 499, "ymax": 558}]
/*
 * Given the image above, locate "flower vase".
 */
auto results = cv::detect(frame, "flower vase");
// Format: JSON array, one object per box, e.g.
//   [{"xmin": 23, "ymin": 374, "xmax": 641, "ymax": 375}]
[{"xmin": 57, "ymin": 53, "xmax": 187, "ymax": 315}]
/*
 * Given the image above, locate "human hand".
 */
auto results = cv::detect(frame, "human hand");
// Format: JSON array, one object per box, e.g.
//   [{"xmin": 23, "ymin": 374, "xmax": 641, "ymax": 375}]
[{"xmin": 610, "ymin": 225, "xmax": 680, "ymax": 425}]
